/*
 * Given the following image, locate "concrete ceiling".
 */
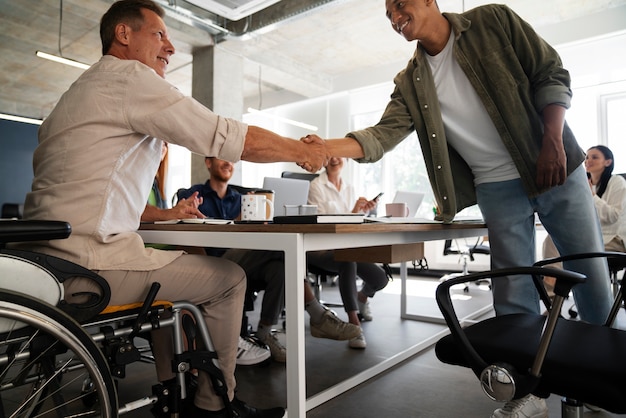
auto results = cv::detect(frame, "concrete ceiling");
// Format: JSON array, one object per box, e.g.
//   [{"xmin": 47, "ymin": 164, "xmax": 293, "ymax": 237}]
[{"xmin": 1, "ymin": 0, "xmax": 626, "ymax": 121}]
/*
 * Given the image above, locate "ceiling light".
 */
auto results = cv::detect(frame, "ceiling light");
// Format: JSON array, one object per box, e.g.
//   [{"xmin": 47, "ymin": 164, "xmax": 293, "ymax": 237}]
[
  {"xmin": 246, "ymin": 108, "xmax": 318, "ymax": 132},
  {"xmin": 0, "ymin": 113, "xmax": 43, "ymax": 125},
  {"xmin": 36, "ymin": 51, "xmax": 90, "ymax": 70}
]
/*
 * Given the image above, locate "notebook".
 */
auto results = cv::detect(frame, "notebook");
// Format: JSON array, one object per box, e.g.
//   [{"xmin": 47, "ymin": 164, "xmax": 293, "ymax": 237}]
[
  {"xmin": 262, "ymin": 177, "xmax": 311, "ymax": 217},
  {"xmin": 392, "ymin": 191, "xmax": 425, "ymax": 217}
]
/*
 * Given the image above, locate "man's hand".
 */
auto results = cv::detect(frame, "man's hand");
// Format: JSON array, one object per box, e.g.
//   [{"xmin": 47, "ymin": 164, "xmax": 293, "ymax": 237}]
[
  {"xmin": 142, "ymin": 191, "xmax": 206, "ymax": 222},
  {"xmin": 536, "ymin": 135, "xmax": 567, "ymax": 189},
  {"xmin": 170, "ymin": 191, "xmax": 205, "ymax": 219},
  {"xmin": 536, "ymin": 104, "xmax": 568, "ymax": 190},
  {"xmin": 297, "ymin": 134, "xmax": 330, "ymax": 172}
]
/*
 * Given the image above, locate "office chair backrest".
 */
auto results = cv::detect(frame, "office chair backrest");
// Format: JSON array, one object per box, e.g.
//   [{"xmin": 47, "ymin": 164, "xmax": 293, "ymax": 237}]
[
  {"xmin": 281, "ymin": 171, "xmax": 319, "ymax": 182},
  {"xmin": 1, "ymin": 203, "xmax": 23, "ymax": 219}
]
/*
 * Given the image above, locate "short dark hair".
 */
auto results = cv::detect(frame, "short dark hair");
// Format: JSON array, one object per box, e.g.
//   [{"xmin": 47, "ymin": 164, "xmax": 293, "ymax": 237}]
[{"xmin": 100, "ymin": 0, "xmax": 165, "ymax": 55}]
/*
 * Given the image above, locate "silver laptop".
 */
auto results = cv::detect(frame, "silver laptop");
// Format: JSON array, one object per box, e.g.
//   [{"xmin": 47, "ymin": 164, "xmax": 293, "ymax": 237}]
[
  {"xmin": 262, "ymin": 177, "xmax": 311, "ymax": 217},
  {"xmin": 392, "ymin": 191, "xmax": 425, "ymax": 217}
]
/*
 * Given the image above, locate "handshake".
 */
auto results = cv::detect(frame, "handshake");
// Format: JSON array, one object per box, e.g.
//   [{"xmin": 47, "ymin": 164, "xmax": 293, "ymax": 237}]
[{"xmin": 298, "ymin": 133, "xmax": 329, "ymax": 173}]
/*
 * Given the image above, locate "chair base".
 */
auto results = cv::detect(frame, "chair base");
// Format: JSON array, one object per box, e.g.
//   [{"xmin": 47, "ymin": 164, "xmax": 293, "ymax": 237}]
[{"xmin": 561, "ymin": 398, "xmax": 584, "ymax": 418}]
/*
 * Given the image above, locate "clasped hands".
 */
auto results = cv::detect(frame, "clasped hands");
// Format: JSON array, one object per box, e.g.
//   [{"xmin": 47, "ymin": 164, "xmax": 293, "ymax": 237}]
[
  {"xmin": 297, "ymin": 134, "xmax": 330, "ymax": 173},
  {"xmin": 170, "ymin": 191, "xmax": 205, "ymax": 219}
]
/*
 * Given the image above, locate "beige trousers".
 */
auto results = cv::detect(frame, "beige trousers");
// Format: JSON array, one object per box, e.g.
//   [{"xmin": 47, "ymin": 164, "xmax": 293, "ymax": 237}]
[{"xmin": 68, "ymin": 254, "xmax": 246, "ymax": 411}]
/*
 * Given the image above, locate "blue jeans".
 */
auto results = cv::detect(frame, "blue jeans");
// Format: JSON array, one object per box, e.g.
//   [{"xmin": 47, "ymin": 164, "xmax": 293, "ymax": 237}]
[{"xmin": 476, "ymin": 165, "xmax": 613, "ymax": 324}]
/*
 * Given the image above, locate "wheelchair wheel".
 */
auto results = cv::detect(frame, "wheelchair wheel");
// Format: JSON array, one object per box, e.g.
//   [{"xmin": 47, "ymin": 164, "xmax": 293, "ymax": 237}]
[{"xmin": 0, "ymin": 290, "xmax": 118, "ymax": 417}]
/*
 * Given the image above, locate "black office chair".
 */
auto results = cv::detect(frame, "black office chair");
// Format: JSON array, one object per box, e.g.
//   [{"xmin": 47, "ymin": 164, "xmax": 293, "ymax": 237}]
[
  {"xmin": 435, "ymin": 252, "xmax": 626, "ymax": 418},
  {"xmin": 440, "ymin": 237, "xmax": 491, "ymax": 292},
  {"xmin": 280, "ymin": 171, "xmax": 319, "ymax": 182},
  {"xmin": 1, "ymin": 202, "xmax": 23, "ymax": 219}
]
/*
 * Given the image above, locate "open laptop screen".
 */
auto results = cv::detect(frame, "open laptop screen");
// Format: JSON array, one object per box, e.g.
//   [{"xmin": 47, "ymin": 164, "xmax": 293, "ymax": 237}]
[
  {"xmin": 392, "ymin": 191, "xmax": 425, "ymax": 217},
  {"xmin": 262, "ymin": 177, "xmax": 311, "ymax": 217}
]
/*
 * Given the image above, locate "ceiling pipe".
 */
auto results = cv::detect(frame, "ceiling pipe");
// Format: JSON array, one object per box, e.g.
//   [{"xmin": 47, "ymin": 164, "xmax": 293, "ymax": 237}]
[{"xmin": 157, "ymin": 0, "xmax": 342, "ymax": 41}]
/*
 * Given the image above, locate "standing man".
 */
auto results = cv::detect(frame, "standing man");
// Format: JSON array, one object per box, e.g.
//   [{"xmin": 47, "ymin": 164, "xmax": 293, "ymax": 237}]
[
  {"xmin": 20, "ymin": 1, "xmax": 329, "ymax": 417},
  {"xmin": 311, "ymin": 1, "xmax": 613, "ymax": 416}
]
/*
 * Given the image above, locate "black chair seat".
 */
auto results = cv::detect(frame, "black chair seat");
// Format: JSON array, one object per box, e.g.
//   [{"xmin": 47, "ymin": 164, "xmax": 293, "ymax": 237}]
[
  {"xmin": 436, "ymin": 313, "xmax": 626, "ymax": 413},
  {"xmin": 607, "ymin": 257, "xmax": 626, "ymax": 276}
]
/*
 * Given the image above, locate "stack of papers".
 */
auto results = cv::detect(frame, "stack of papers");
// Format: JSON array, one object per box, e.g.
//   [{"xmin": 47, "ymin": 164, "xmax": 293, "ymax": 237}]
[
  {"xmin": 153, "ymin": 219, "xmax": 233, "ymax": 225},
  {"xmin": 273, "ymin": 213, "xmax": 364, "ymax": 224},
  {"xmin": 365, "ymin": 217, "xmax": 442, "ymax": 224}
]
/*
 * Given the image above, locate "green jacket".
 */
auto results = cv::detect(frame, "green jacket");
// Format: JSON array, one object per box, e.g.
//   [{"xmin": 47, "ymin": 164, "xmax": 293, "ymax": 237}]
[{"xmin": 347, "ymin": 4, "xmax": 584, "ymax": 223}]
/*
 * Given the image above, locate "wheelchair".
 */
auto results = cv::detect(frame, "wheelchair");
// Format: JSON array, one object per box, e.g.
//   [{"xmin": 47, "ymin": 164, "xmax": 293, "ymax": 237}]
[
  {"xmin": 435, "ymin": 252, "xmax": 626, "ymax": 417},
  {"xmin": 0, "ymin": 219, "xmax": 231, "ymax": 417}
]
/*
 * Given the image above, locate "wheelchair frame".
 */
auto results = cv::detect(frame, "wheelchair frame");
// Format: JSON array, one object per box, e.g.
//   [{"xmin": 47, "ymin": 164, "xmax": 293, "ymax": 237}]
[{"xmin": 0, "ymin": 220, "xmax": 232, "ymax": 417}]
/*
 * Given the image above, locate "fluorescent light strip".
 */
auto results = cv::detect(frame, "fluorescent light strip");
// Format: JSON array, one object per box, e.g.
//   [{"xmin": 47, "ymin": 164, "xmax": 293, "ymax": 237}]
[
  {"xmin": 0, "ymin": 113, "xmax": 43, "ymax": 125},
  {"xmin": 247, "ymin": 108, "xmax": 318, "ymax": 132},
  {"xmin": 36, "ymin": 51, "xmax": 90, "ymax": 70}
]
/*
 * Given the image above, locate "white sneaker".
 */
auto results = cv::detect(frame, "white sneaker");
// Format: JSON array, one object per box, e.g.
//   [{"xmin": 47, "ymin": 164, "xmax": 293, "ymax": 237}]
[
  {"xmin": 358, "ymin": 300, "xmax": 373, "ymax": 321},
  {"xmin": 348, "ymin": 333, "xmax": 367, "ymax": 349},
  {"xmin": 236, "ymin": 336, "xmax": 270, "ymax": 366},
  {"xmin": 491, "ymin": 394, "xmax": 548, "ymax": 418},
  {"xmin": 261, "ymin": 333, "xmax": 287, "ymax": 363}
]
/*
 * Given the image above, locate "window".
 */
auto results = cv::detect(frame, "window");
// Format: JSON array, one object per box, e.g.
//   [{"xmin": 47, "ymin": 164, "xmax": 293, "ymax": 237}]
[
  {"xmin": 350, "ymin": 110, "xmax": 436, "ymax": 218},
  {"xmin": 604, "ymin": 92, "xmax": 626, "ymax": 173}
]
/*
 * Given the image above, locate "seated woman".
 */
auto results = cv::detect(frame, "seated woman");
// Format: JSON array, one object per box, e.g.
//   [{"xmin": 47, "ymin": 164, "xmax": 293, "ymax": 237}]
[
  {"xmin": 307, "ymin": 157, "xmax": 389, "ymax": 349},
  {"xmin": 543, "ymin": 145, "xmax": 626, "ymax": 294}
]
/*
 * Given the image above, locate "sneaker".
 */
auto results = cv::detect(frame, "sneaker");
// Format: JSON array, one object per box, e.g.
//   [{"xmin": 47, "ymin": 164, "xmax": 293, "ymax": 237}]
[
  {"xmin": 236, "ymin": 336, "xmax": 270, "ymax": 366},
  {"xmin": 348, "ymin": 332, "xmax": 367, "ymax": 349},
  {"xmin": 491, "ymin": 394, "xmax": 548, "ymax": 418},
  {"xmin": 358, "ymin": 300, "xmax": 373, "ymax": 321},
  {"xmin": 260, "ymin": 333, "xmax": 287, "ymax": 363},
  {"xmin": 310, "ymin": 309, "xmax": 361, "ymax": 340}
]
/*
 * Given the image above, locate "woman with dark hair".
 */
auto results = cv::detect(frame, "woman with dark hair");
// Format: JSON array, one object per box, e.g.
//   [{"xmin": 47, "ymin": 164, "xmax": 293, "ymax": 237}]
[
  {"xmin": 544, "ymin": 145, "xmax": 626, "ymax": 260},
  {"xmin": 585, "ymin": 145, "xmax": 626, "ymax": 252}
]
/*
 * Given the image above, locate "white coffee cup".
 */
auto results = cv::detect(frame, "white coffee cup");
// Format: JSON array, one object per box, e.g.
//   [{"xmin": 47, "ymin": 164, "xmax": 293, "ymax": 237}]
[
  {"xmin": 241, "ymin": 194, "xmax": 274, "ymax": 221},
  {"xmin": 386, "ymin": 202, "xmax": 409, "ymax": 217},
  {"xmin": 251, "ymin": 189, "xmax": 274, "ymax": 219}
]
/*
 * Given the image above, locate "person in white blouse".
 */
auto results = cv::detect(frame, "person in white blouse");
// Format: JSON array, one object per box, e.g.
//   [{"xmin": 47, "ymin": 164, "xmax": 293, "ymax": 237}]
[
  {"xmin": 585, "ymin": 145, "xmax": 626, "ymax": 252},
  {"xmin": 307, "ymin": 157, "xmax": 389, "ymax": 349}
]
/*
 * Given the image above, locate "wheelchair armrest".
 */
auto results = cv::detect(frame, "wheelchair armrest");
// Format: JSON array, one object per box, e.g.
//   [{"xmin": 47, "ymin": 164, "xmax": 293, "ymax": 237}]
[
  {"xmin": 435, "ymin": 266, "xmax": 586, "ymax": 382},
  {"xmin": 1, "ymin": 248, "xmax": 111, "ymax": 323},
  {"xmin": 0, "ymin": 220, "xmax": 71, "ymax": 244}
]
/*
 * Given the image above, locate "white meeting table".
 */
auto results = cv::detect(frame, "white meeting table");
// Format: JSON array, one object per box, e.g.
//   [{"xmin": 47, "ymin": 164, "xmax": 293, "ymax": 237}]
[{"xmin": 138, "ymin": 221, "xmax": 488, "ymax": 417}]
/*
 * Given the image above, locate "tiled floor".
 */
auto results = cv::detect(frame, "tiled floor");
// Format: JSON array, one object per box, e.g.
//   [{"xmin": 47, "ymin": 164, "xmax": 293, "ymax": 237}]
[{"xmin": 112, "ymin": 272, "xmax": 626, "ymax": 417}]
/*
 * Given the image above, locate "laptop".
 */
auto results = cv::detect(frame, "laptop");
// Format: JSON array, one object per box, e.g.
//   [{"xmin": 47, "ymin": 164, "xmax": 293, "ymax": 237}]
[
  {"xmin": 392, "ymin": 191, "xmax": 425, "ymax": 217},
  {"xmin": 262, "ymin": 177, "xmax": 311, "ymax": 217}
]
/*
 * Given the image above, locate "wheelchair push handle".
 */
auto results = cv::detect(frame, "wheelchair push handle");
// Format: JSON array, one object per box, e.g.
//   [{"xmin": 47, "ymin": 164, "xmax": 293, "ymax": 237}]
[{"xmin": 131, "ymin": 282, "xmax": 161, "ymax": 338}]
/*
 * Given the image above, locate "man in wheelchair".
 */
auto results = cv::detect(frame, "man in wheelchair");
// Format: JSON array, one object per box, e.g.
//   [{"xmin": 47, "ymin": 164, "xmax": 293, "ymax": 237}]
[{"xmin": 11, "ymin": 0, "xmax": 331, "ymax": 416}]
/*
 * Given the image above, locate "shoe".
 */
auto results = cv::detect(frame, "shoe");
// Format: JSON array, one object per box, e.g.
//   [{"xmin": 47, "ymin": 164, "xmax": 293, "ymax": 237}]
[
  {"xmin": 186, "ymin": 397, "xmax": 285, "ymax": 417},
  {"xmin": 358, "ymin": 300, "xmax": 373, "ymax": 321},
  {"xmin": 310, "ymin": 309, "xmax": 361, "ymax": 340},
  {"xmin": 231, "ymin": 397, "xmax": 285, "ymax": 417},
  {"xmin": 260, "ymin": 332, "xmax": 286, "ymax": 363},
  {"xmin": 236, "ymin": 336, "xmax": 270, "ymax": 366},
  {"xmin": 348, "ymin": 332, "xmax": 367, "ymax": 349},
  {"xmin": 491, "ymin": 394, "xmax": 548, "ymax": 418}
]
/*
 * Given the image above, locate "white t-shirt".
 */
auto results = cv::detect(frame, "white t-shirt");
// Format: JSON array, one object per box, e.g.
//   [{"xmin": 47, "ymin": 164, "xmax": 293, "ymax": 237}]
[{"xmin": 426, "ymin": 31, "xmax": 519, "ymax": 185}]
